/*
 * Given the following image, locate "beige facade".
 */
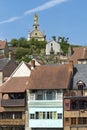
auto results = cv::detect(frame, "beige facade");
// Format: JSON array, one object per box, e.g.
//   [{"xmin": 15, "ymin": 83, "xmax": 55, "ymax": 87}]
[{"xmin": 27, "ymin": 14, "xmax": 46, "ymax": 41}]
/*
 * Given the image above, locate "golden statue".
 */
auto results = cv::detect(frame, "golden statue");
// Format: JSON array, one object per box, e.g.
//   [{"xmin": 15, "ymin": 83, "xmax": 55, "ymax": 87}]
[{"xmin": 34, "ymin": 14, "xmax": 38, "ymax": 25}]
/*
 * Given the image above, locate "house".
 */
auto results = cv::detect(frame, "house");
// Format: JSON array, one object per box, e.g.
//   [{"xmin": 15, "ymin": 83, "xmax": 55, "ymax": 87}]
[
  {"xmin": 46, "ymin": 40, "xmax": 61, "ymax": 55},
  {"xmin": 11, "ymin": 61, "xmax": 31, "ymax": 77},
  {"xmin": 27, "ymin": 14, "xmax": 46, "ymax": 41},
  {"xmin": 0, "ymin": 52, "xmax": 17, "ymax": 84},
  {"xmin": 26, "ymin": 63, "xmax": 73, "ymax": 130},
  {"xmin": 0, "ymin": 58, "xmax": 42, "ymax": 130},
  {"xmin": 64, "ymin": 64, "xmax": 87, "ymax": 130},
  {"xmin": 0, "ymin": 40, "xmax": 9, "ymax": 58},
  {"xmin": 0, "ymin": 76, "xmax": 29, "ymax": 130},
  {"xmin": 0, "ymin": 59, "xmax": 32, "ymax": 130},
  {"xmin": 68, "ymin": 47, "xmax": 87, "ymax": 64}
]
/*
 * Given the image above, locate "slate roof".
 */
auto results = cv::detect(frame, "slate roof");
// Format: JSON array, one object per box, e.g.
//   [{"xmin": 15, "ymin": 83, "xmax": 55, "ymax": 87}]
[
  {"xmin": 0, "ymin": 58, "xmax": 9, "ymax": 71},
  {"xmin": 0, "ymin": 58, "xmax": 17, "ymax": 77},
  {"xmin": 73, "ymin": 64, "xmax": 87, "ymax": 88},
  {"xmin": 0, "ymin": 77, "xmax": 29, "ymax": 93},
  {"xmin": 28, "ymin": 64, "xmax": 72, "ymax": 90}
]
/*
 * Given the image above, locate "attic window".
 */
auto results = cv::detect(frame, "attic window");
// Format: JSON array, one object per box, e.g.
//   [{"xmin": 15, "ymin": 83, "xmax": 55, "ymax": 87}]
[{"xmin": 77, "ymin": 80, "xmax": 86, "ymax": 90}]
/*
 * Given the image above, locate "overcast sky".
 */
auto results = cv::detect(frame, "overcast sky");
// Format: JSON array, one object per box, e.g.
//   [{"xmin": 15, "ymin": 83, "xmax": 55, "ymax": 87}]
[{"xmin": 0, "ymin": 0, "xmax": 87, "ymax": 45}]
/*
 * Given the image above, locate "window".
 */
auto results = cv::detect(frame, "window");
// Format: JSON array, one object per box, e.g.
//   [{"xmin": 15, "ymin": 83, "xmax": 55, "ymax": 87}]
[
  {"xmin": 57, "ymin": 113, "xmax": 62, "ymax": 119},
  {"xmin": 71, "ymin": 118, "xmax": 76, "ymax": 125},
  {"xmin": 31, "ymin": 111, "xmax": 57, "ymax": 120},
  {"xmin": 47, "ymin": 112, "xmax": 52, "ymax": 119},
  {"xmin": 52, "ymin": 112, "xmax": 57, "ymax": 119},
  {"xmin": 1, "ymin": 112, "xmax": 22, "ymax": 119},
  {"xmin": 71, "ymin": 101, "xmax": 77, "ymax": 110},
  {"xmin": 51, "ymin": 43, "xmax": 53, "ymax": 46},
  {"xmin": 30, "ymin": 94, "xmax": 35, "ymax": 100},
  {"xmin": 35, "ymin": 33, "xmax": 37, "ymax": 35},
  {"xmin": 30, "ymin": 114, "xmax": 35, "ymax": 119},
  {"xmin": 77, "ymin": 80, "xmax": 86, "ymax": 90},
  {"xmin": 65, "ymin": 103, "xmax": 69, "ymax": 107},
  {"xmin": 36, "ymin": 112, "xmax": 39, "ymax": 119},
  {"xmin": 39, "ymin": 112, "xmax": 43, "ymax": 119},
  {"xmin": 78, "ymin": 117, "xmax": 87, "ymax": 124},
  {"xmin": 37, "ymin": 91, "xmax": 43, "ymax": 100},
  {"xmin": 43, "ymin": 112, "xmax": 45, "ymax": 119},
  {"xmin": 46, "ymin": 91, "xmax": 53, "ymax": 100},
  {"xmin": 78, "ymin": 85, "xmax": 83, "ymax": 90},
  {"xmin": 65, "ymin": 118, "xmax": 69, "ymax": 122}
]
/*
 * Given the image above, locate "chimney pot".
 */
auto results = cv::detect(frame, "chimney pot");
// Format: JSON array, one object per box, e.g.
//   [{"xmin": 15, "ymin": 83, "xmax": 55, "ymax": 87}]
[{"xmin": 31, "ymin": 60, "xmax": 35, "ymax": 70}]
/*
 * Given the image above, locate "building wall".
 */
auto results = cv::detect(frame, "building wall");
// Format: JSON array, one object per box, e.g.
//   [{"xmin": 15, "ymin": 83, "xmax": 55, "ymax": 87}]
[
  {"xmin": 29, "ymin": 107, "xmax": 63, "ymax": 128},
  {"xmin": 28, "ymin": 30, "xmax": 45, "ymax": 41},
  {"xmin": 27, "ymin": 90, "xmax": 63, "ymax": 129},
  {"xmin": 46, "ymin": 40, "xmax": 61, "ymax": 55},
  {"xmin": 12, "ymin": 62, "xmax": 31, "ymax": 77}
]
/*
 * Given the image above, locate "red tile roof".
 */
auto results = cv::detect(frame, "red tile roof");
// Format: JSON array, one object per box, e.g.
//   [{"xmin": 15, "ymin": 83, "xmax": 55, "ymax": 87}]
[
  {"xmin": 0, "ymin": 41, "xmax": 7, "ymax": 49},
  {"xmin": 28, "ymin": 64, "xmax": 72, "ymax": 90},
  {"xmin": 0, "ymin": 77, "xmax": 29, "ymax": 93},
  {"xmin": 68, "ymin": 47, "xmax": 87, "ymax": 64}
]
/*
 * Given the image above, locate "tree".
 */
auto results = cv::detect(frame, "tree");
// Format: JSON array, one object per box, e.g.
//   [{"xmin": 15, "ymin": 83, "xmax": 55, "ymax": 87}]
[
  {"xmin": 14, "ymin": 47, "xmax": 29, "ymax": 60},
  {"xmin": 18, "ymin": 37, "xmax": 29, "ymax": 48},
  {"xmin": 10, "ymin": 38, "xmax": 18, "ymax": 47},
  {"xmin": 58, "ymin": 36, "xmax": 69, "ymax": 55}
]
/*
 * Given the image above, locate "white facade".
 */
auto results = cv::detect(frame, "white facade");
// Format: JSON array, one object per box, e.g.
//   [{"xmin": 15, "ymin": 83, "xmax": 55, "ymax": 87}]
[
  {"xmin": 11, "ymin": 61, "xmax": 31, "ymax": 77},
  {"xmin": 27, "ymin": 90, "xmax": 63, "ymax": 129},
  {"xmin": 46, "ymin": 40, "xmax": 61, "ymax": 55}
]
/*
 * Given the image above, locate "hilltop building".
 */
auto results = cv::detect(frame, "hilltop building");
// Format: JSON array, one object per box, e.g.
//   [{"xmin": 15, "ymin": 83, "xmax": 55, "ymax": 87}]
[
  {"xmin": 46, "ymin": 39, "xmax": 61, "ymax": 55},
  {"xmin": 0, "ymin": 40, "xmax": 9, "ymax": 58},
  {"xmin": 27, "ymin": 14, "xmax": 46, "ymax": 41}
]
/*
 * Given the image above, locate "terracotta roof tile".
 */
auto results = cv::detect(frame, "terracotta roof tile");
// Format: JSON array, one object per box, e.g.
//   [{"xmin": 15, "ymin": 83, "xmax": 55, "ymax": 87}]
[
  {"xmin": 0, "ymin": 77, "xmax": 29, "ymax": 93},
  {"xmin": 28, "ymin": 64, "xmax": 72, "ymax": 90},
  {"xmin": 0, "ymin": 41, "xmax": 7, "ymax": 49},
  {"xmin": 69, "ymin": 47, "xmax": 87, "ymax": 64}
]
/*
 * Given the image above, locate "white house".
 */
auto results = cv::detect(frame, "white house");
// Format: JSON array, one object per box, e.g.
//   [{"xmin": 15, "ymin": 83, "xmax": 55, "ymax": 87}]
[
  {"xmin": 26, "ymin": 64, "xmax": 72, "ymax": 130},
  {"xmin": 46, "ymin": 40, "xmax": 61, "ymax": 55}
]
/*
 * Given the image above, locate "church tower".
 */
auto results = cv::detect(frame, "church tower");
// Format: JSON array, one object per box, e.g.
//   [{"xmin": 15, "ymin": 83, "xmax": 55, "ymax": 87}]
[{"xmin": 27, "ymin": 14, "xmax": 46, "ymax": 41}]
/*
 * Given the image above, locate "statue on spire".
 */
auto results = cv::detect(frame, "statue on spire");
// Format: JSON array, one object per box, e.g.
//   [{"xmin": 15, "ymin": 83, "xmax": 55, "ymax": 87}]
[
  {"xmin": 34, "ymin": 14, "xmax": 38, "ymax": 25},
  {"xmin": 33, "ymin": 14, "xmax": 39, "ymax": 29}
]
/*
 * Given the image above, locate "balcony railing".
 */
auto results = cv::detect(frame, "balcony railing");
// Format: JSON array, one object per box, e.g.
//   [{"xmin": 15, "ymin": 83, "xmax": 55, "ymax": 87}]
[
  {"xmin": 0, "ymin": 119, "xmax": 25, "ymax": 125},
  {"xmin": 28, "ymin": 100, "xmax": 63, "ymax": 108},
  {"xmin": 1, "ymin": 99, "xmax": 25, "ymax": 107}
]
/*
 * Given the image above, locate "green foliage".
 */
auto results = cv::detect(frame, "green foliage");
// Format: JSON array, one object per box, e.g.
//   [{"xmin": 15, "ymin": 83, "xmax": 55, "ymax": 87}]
[
  {"xmin": 18, "ymin": 37, "xmax": 30, "ymax": 48},
  {"xmin": 58, "ymin": 36, "xmax": 69, "ymax": 55},
  {"xmin": 60, "ymin": 42, "xmax": 69, "ymax": 55},
  {"xmin": 14, "ymin": 47, "xmax": 29, "ymax": 60},
  {"xmin": 29, "ymin": 38, "xmax": 47, "ymax": 49},
  {"xmin": 10, "ymin": 38, "xmax": 18, "ymax": 47},
  {"xmin": 10, "ymin": 37, "xmax": 47, "ymax": 62},
  {"xmin": 19, "ymin": 55, "xmax": 31, "ymax": 63}
]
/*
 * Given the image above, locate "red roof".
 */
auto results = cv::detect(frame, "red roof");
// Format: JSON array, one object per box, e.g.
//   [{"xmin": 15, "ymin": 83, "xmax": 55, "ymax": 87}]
[
  {"xmin": 0, "ymin": 77, "xmax": 29, "ymax": 93},
  {"xmin": 0, "ymin": 41, "xmax": 7, "ymax": 49},
  {"xmin": 69, "ymin": 47, "xmax": 87, "ymax": 64},
  {"xmin": 28, "ymin": 64, "xmax": 72, "ymax": 90}
]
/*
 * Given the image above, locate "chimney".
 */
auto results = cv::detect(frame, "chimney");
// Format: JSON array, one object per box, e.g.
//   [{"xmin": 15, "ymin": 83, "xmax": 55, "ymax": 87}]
[
  {"xmin": 0, "ymin": 72, "xmax": 3, "ymax": 85},
  {"xmin": 68, "ymin": 60, "xmax": 73, "ymax": 74},
  {"xmin": 31, "ymin": 60, "xmax": 35, "ymax": 70},
  {"xmin": 9, "ymin": 51, "xmax": 13, "ymax": 60}
]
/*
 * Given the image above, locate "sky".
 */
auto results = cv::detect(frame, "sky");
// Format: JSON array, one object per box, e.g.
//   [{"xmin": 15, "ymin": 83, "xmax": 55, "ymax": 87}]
[{"xmin": 0, "ymin": 0, "xmax": 87, "ymax": 46}]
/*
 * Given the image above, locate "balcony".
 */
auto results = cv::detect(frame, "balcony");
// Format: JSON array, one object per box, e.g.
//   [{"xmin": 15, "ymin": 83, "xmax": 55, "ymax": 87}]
[
  {"xmin": 28, "ymin": 100, "xmax": 63, "ymax": 108},
  {"xmin": 0, "ymin": 119, "xmax": 25, "ymax": 125},
  {"xmin": 1, "ymin": 99, "xmax": 25, "ymax": 107}
]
